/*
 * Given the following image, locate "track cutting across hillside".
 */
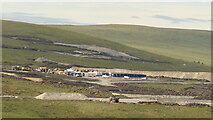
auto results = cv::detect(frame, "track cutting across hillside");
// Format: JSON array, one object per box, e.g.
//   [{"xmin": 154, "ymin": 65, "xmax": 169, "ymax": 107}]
[{"xmin": 3, "ymin": 35, "xmax": 169, "ymax": 63}]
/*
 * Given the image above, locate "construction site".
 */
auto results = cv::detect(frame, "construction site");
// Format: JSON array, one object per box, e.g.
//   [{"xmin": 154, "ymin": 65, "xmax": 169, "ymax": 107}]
[{"xmin": 1, "ymin": 65, "xmax": 212, "ymax": 107}]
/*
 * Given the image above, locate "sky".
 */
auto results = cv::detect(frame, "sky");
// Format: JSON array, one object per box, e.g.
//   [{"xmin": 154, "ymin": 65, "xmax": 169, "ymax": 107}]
[{"xmin": 1, "ymin": 2, "xmax": 212, "ymax": 30}]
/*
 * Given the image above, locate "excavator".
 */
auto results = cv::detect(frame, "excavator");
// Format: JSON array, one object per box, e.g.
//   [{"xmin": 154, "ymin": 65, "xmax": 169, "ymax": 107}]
[
  {"xmin": 12, "ymin": 66, "xmax": 32, "ymax": 71},
  {"xmin": 51, "ymin": 68, "xmax": 65, "ymax": 75},
  {"xmin": 109, "ymin": 96, "xmax": 120, "ymax": 103}
]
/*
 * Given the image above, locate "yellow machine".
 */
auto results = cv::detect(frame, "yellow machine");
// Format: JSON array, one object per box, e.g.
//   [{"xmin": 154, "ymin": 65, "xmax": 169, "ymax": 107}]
[
  {"xmin": 12, "ymin": 66, "xmax": 32, "ymax": 71},
  {"xmin": 37, "ymin": 67, "xmax": 48, "ymax": 72},
  {"xmin": 52, "ymin": 68, "xmax": 65, "ymax": 75},
  {"xmin": 12, "ymin": 66, "xmax": 22, "ymax": 71},
  {"xmin": 109, "ymin": 96, "xmax": 119, "ymax": 103}
]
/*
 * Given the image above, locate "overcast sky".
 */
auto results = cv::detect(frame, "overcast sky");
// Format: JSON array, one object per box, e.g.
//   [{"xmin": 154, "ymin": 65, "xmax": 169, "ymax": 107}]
[{"xmin": 2, "ymin": 2, "xmax": 211, "ymax": 30}]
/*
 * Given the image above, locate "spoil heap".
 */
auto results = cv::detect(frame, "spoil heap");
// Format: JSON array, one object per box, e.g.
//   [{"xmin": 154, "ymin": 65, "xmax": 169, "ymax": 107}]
[{"xmin": 35, "ymin": 93, "xmax": 88, "ymax": 100}]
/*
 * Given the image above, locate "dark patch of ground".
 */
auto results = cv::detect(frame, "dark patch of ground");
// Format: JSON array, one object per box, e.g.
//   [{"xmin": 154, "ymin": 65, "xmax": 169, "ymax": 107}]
[
  {"xmin": 149, "ymin": 76, "xmax": 210, "ymax": 82},
  {"xmin": 2, "ymin": 74, "xmax": 112, "ymax": 98},
  {"xmin": 180, "ymin": 87, "xmax": 212, "ymax": 100},
  {"xmin": 3, "ymin": 35, "xmax": 53, "ymax": 44},
  {"xmin": 3, "ymin": 70, "xmax": 211, "ymax": 100},
  {"xmin": 112, "ymin": 83, "xmax": 212, "ymax": 100}
]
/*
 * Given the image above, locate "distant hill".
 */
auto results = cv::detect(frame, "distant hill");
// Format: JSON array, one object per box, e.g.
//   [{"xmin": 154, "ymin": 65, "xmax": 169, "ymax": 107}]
[
  {"xmin": 50, "ymin": 24, "xmax": 211, "ymax": 67},
  {"xmin": 2, "ymin": 20, "xmax": 210, "ymax": 72}
]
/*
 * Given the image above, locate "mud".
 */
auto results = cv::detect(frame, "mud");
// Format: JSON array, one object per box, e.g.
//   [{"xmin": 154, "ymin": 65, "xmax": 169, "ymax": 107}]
[
  {"xmin": 113, "ymin": 83, "xmax": 212, "ymax": 100},
  {"xmin": 2, "ymin": 70, "xmax": 212, "ymax": 100},
  {"xmin": 2, "ymin": 73, "xmax": 113, "ymax": 98},
  {"xmin": 1, "ymin": 71, "xmax": 43, "ymax": 82}
]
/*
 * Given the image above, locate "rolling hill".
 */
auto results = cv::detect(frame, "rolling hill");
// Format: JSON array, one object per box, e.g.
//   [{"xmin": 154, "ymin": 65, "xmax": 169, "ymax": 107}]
[
  {"xmin": 2, "ymin": 20, "xmax": 210, "ymax": 72},
  {"xmin": 50, "ymin": 24, "xmax": 211, "ymax": 67}
]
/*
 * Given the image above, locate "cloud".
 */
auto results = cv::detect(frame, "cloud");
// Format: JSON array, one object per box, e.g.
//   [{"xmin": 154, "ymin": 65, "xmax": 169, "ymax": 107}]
[
  {"xmin": 152, "ymin": 15, "xmax": 211, "ymax": 24},
  {"xmin": 131, "ymin": 16, "xmax": 141, "ymax": 19},
  {"xmin": 2, "ymin": 12, "xmax": 92, "ymax": 25}
]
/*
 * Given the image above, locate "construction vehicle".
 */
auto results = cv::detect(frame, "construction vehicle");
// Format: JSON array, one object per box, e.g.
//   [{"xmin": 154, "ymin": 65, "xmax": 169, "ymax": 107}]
[
  {"xmin": 109, "ymin": 96, "xmax": 119, "ymax": 103},
  {"xmin": 12, "ymin": 66, "xmax": 22, "ymax": 71},
  {"xmin": 80, "ymin": 69, "xmax": 90, "ymax": 72},
  {"xmin": 12, "ymin": 66, "xmax": 32, "ymax": 71},
  {"xmin": 51, "ymin": 68, "xmax": 65, "ymax": 75},
  {"xmin": 37, "ymin": 67, "xmax": 48, "ymax": 72},
  {"xmin": 23, "ymin": 67, "xmax": 32, "ymax": 71}
]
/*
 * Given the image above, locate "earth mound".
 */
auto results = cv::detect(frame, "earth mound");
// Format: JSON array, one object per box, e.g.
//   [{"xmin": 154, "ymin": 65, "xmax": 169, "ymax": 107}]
[{"xmin": 35, "ymin": 93, "xmax": 88, "ymax": 100}]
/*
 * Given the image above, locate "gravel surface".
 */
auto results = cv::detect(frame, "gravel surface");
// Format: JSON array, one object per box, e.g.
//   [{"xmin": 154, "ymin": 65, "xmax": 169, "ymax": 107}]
[
  {"xmin": 35, "ymin": 93, "xmax": 88, "ymax": 100},
  {"xmin": 54, "ymin": 42, "xmax": 139, "ymax": 59}
]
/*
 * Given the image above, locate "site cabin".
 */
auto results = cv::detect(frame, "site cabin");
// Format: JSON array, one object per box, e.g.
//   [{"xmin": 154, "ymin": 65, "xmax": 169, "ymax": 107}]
[
  {"xmin": 93, "ymin": 71, "xmax": 103, "ymax": 76},
  {"xmin": 111, "ymin": 73, "xmax": 147, "ymax": 79},
  {"xmin": 67, "ymin": 72, "xmax": 83, "ymax": 77},
  {"xmin": 84, "ymin": 72, "xmax": 97, "ymax": 77},
  {"xmin": 102, "ymin": 73, "xmax": 110, "ymax": 78},
  {"xmin": 64, "ymin": 69, "xmax": 74, "ymax": 74},
  {"xmin": 102, "ymin": 73, "xmax": 147, "ymax": 79}
]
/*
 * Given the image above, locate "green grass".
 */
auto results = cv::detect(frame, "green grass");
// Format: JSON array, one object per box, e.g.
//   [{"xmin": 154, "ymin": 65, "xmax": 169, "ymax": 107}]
[
  {"xmin": 50, "ymin": 24, "xmax": 211, "ymax": 66},
  {"xmin": 3, "ymin": 37, "xmax": 80, "ymax": 52},
  {"xmin": 2, "ymin": 76, "xmax": 73, "ymax": 96},
  {"xmin": 3, "ymin": 99, "xmax": 211, "ymax": 118},
  {"xmin": 2, "ymin": 20, "xmax": 212, "ymax": 118},
  {"xmin": 2, "ymin": 71, "xmax": 211, "ymax": 118},
  {"xmin": 2, "ymin": 20, "xmax": 211, "ymax": 72},
  {"xmin": 131, "ymin": 83, "xmax": 199, "ymax": 91},
  {"xmin": 2, "ymin": 75, "xmax": 111, "ymax": 97},
  {"xmin": 3, "ymin": 48, "xmax": 209, "ymax": 72}
]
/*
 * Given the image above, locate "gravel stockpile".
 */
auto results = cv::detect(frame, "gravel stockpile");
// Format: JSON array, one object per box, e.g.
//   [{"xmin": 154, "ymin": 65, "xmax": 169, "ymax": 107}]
[{"xmin": 35, "ymin": 93, "xmax": 88, "ymax": 100}]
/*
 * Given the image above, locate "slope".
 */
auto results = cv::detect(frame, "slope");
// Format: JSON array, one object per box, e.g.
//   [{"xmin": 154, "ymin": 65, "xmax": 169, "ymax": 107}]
[
  {"xmin": 50, "ymin": 24, "xmax": 211, "ymax": 67},
  {"xmin": 2, "ymin": 20, "xmax": 210, "ymax": 71}
]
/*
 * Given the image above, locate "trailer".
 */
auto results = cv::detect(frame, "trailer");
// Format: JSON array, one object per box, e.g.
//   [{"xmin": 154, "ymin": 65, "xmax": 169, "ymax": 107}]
[
  {"xmin": 67, "ymin": 72, "xmax": 83, "ymax": 77},
  {"xmin": 102, "ymin": 73, "xmax": 110, "ymax": 78},
  {"xmin": 111, "ymin": 73, "xmax": 146, "ymax": 79}
]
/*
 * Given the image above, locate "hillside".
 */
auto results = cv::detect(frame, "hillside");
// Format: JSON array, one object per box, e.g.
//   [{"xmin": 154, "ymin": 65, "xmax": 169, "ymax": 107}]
[
  {"xmin": 2, "ymin": 20, "xmax": 210, "ymax": 71},
  {"xmin": 50, "ymin": 24, "xmax": 211, "ymax": 67}
]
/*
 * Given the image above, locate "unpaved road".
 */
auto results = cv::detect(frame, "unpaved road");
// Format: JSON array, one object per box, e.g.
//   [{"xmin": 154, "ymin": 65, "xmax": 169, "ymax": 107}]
[
  {"xmin": 2, "ymin": 70, "xmax": 212, "ymax": 100},
  {"xmin": 54, "ymin": 42, "xmax": 139, "ymax": 60},
  {"xmin": 2, "ymin": 93, "xmax": 211, "ymax": 107},
  {"xmin": 72, "ymin": 67, "xmax": 211, "ymax": 81},
  {"xmin": 22, "ymin": 77, "xmax": 43, "ymax": 82},
  {"xmin": 83, "ymin": 76, "xmax": 210, "ymax": 86},
  {"xmin": 0, "ymin": 72, "xmax": 18, "ymax": 77},
  {"xmin": 1, "ymin": 71, "xmax": 43, "ymax": 82},
  {"xmin": 86, "ymin": 97, "xmax": 212, "ymax": 106}
]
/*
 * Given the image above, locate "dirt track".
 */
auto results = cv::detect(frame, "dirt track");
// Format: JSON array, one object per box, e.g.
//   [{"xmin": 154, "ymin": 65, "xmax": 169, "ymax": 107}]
[
  {"xmin": 2, "ymin": 70, "xmax": 212, "ymax": 100},
  {"xmin": 72, "ymin": 67, "xmax": 211, "ymax": 81},
  {"xmin": 4, "ymin": 35, "xmax": 168, "ymax": 63},
  {"xmin": 22, "ymin": 77, "xmax": 43, "ymax": 82},
  {"xmin": 1, "ymin": 71, "xmax": 43, "ymax": 82}
]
